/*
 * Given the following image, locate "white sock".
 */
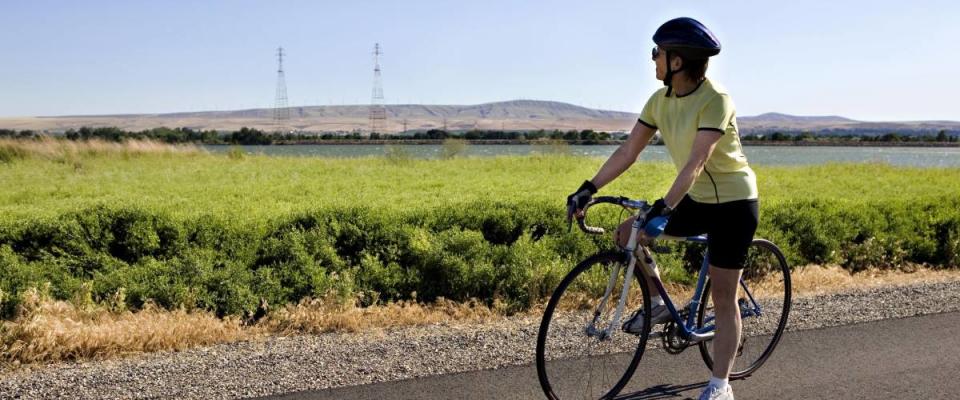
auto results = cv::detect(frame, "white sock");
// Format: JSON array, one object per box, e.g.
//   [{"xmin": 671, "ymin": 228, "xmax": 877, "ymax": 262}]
[
  {"xmin": 651, "ymin": 295, "xmax": 665, "ymax": 307},
  {"xmin": 708, "ymin": 376, "xmax": 729, "ymax": 391}
]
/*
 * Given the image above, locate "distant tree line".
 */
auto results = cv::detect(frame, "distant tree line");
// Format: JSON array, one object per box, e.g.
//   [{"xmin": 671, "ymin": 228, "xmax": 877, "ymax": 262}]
[
  {"xmin": 0, "ymin": 127, "xmax": 270, "ymax": 145},
  {"xmin": 741, "ymin": 130, "xmax": 958, "ymax": 143},
  {"xmin": 381, "ymin": 129, "xmax": 615, "ymax": 143},
  {"xmin": 0, "ymin": 127, "xmax": 621, "ymax": 145},
  {"xmin": 1, "ymin": 127, "xmax": 957, "ymax": 145}
]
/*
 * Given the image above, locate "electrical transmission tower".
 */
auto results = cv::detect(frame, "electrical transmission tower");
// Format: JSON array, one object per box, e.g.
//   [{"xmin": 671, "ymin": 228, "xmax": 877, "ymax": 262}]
[
  {"xmin": 274, "ymin": 46, "xmax": 290, "ymax": 122},
  {"xmin": 369, "ymin": 43, "xmax": 387, "ymax": 134}
]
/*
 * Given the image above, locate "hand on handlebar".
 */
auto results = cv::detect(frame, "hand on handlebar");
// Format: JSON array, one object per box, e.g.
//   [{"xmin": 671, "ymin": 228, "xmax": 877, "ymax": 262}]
[
  {"xmin": 570, "ymin": 194, "xmax": 664, "ymax": 237},
  {"xmin": 616, "ymin": 215, "xmax": 664, "ymax": 247},
  {"xmin": 644, "ymin": 198, "xmax": 672, "ymax": 221},
  {"xmin": 566, "ymin": 180, "xmax": 597, "ymax": 225},
  {"xmin": 638, "ymin": 198, "xmax": 672, "ymax": 240}
]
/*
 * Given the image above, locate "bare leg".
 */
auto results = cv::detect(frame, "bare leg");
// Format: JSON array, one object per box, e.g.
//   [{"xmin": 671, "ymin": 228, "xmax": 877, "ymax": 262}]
[
  {"xmin": 615, "ymin": 216, "xmax": 665, "ymax": 297},
  {"xmin": 708, "ymin": 265, "xmax": 743, "ymax": 379}
]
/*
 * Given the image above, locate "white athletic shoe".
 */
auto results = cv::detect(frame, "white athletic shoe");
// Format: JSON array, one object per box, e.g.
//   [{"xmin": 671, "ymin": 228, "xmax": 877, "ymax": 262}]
[
  {"xmin": 698, "ymin": 384, "xmax": 734, "ymax": 400},
  {"xmin": 622, "ymin": 304, "xmax": 671, "ymax": 335}
]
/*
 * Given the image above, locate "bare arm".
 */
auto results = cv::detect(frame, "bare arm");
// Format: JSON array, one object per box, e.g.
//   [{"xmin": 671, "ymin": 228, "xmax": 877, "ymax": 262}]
[
  {"xmin": 662, "ymin": 130, "xmax": 723, "ymax": 208},
  {"xmin": 589, "ymin": 121, "xmax": 656, "ymax": 189}
]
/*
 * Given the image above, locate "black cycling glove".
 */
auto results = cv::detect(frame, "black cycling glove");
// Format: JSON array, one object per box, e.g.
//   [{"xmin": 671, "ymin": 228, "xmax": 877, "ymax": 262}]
[
  {"xmin": 566, "ymin": 180, "xmax": 598, "ymax": 218},
  {"xmin": 644, "ymin": 198, "xmax": 673, "ymax": 222}
]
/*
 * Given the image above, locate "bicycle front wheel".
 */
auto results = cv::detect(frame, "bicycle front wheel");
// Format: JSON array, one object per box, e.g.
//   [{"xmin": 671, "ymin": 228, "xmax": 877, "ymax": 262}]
[
  {"xmin": 696, "ymin": 239, "xmax": 792, "ymax": 379},
  {"xmin": 536, "ymin": 251, "xmax": 652, "ymax": 400}
]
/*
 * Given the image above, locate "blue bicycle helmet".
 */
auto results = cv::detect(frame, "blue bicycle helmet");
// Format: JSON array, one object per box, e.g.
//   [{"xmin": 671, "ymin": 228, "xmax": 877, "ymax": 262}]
[{"xmin": 653, "ymin": 17, "xmax": 721, "ymax": 95}]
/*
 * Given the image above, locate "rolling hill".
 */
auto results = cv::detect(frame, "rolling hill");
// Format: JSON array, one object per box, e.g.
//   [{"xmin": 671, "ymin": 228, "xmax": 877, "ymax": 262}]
[{"xmin": 1, "ymin": 100, "xmax": 958, "ymax": 135}]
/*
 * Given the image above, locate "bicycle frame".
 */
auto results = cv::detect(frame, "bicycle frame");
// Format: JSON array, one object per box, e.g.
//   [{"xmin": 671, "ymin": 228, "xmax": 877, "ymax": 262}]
[{"xmin": 589, "ymin": 212, "xmax": 765, "ymax": 343}]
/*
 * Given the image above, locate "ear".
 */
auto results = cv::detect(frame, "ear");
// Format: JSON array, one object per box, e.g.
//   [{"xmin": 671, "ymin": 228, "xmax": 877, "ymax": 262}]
[{"xmin": 670, "ymin": 55, "xmax": 684, "ymax": 71}]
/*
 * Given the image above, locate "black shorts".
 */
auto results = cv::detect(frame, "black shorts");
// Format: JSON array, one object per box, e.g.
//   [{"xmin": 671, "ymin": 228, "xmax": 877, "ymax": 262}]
[{"xmin": 663, "ymin": 195, "xmax": 759, "ymax": 269}]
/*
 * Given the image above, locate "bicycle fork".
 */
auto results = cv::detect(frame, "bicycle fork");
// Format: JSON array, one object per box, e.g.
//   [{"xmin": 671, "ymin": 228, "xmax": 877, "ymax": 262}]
[{"xmin": 585, "ymin": 219, "xmax": 647, "ymax": 341}]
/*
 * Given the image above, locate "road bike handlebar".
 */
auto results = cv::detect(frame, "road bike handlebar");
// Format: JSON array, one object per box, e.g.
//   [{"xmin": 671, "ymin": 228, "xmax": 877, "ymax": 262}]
[{"xmin": 568, "ymin": 196, "xmax": 651, "ymax": 235}]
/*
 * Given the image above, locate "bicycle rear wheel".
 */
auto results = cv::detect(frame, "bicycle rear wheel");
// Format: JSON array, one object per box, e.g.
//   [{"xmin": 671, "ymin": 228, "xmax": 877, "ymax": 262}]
[
  {"xmin": 696, "ymin": 239, "xmax": 791, "ymax": 379},
  {"xmin": 536, "ymin": 251, "xmax": 652, "ymax": 399}
]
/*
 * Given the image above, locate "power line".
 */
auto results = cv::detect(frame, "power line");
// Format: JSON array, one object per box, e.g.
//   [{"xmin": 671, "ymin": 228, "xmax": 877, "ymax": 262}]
[
  {"xmin": 273, "ymin": 46, "xmax": 290, "ymax": 123},
  {"xmin": 369, "ymin": 43, "xmax": 387, "ymax": 134}
]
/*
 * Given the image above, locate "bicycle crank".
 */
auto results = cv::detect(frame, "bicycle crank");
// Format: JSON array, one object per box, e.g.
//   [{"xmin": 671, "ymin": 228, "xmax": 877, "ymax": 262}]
[{"xmin": 661, "ymin": 309, "xmax": 692, "ymax": 354}]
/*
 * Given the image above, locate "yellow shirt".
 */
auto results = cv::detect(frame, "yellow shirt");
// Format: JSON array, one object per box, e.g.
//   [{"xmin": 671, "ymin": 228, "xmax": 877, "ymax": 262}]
[{"xmin": 638, "ymin": 78, "xmax": 758, "ymax": 203}]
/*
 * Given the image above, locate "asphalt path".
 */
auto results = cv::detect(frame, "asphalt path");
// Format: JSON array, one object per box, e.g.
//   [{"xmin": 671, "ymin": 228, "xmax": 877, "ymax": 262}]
[{"xmin": 259, "ymin": 311, "xmax": 960, "ymax": 399}]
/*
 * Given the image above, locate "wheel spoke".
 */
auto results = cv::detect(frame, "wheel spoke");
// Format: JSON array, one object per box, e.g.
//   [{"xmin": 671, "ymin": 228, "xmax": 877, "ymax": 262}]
[
  {"xmin": 697, "ymin": 239, "xmax": 792, "ymax": 378},
  {"xmin": 537, "ymin": 251, "xmax": 652, "ymax": 399}
]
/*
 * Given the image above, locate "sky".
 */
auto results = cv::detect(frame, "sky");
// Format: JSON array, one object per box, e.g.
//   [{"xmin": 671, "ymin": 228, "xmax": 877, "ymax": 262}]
[{"xmin": 1, "ymin": 0, "xmax": 958, "ymax": 121}]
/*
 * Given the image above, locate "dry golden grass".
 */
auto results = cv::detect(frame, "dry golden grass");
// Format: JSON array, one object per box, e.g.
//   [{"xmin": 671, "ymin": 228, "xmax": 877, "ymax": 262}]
[
  {"xmin": 789, "ymin": 263, "xmax": 960, "ymax": 295},
  {"xmin": 1, "ymin": 265, "xmax": 958, "ymax": 366},
  {"xmin": 261, "ymin": 296, "xmax": 503, "ymax": 334},
  {"xmin": 0, "ymin": 137, "xmax": 202, "ymax": 163},
  {"xmin": 0, "ymin": 288, "xmax": 244, "ymax": 364}
]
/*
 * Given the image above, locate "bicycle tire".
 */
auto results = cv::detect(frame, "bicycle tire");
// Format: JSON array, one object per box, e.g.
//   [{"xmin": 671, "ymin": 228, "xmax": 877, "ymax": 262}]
[
  {"xmin": 536, "ymin": 251, "xmax": 652, "ymax": 399},
  {"xmin": 696, "ymin": 239, "xmax": 792, "ymax": 379}
]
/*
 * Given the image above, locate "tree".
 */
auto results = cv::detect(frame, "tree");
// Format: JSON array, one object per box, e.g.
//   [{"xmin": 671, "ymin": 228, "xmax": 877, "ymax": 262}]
[
  {"xmin": 880, "ymin": 132, "xmax": 900, "ymax": 142},
  {"xmin": 937, "ymin": 130, "xmax": 948, "ymax": 142},
  {"xmin": 432, "ymin": 129, "xmax": 451, "ymax": 139},
  {"xmin": 228, "ymin": 127, "xmax": 272, "ymax": 145},
  {"xmin": 769, "ymin": 132, "xmax": 791, "ymax": 141}
]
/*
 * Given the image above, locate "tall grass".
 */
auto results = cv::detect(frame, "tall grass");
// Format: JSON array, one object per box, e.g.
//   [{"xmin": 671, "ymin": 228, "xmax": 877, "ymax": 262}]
[
  {"xmin": 0, "ymin": 286, "xmax": 244, "ymax": 363},
  {"xmin": 3, "ymin": 152, "xmax": 957, "ymax": 221},
  {"xmin": 0, "ymin": 137, "xmax": 202, "ymax": 163},
  {"xmin": 384, "ymin": 144, "xmax": 413, "ymax": 165},
  {"xmin": 262, "ymin": 296, "xmax": 502, "ymax": 334},
  {"xmin": 440, "ymin": 138, "xmax": 468, "ymax": 159},
  {"xmin": 530, "ymin": 138, "xmax": 572, "ymax": 155}
]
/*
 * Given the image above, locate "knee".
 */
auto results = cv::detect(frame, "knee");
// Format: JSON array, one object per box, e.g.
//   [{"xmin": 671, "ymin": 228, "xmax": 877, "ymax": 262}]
[
  {"xmin": 614, "ymin": 217, "xmax": 636, "ymax": 248},
  {"xmin": 710, "ymin": 285, "xmax": 738, "ymax": 308}
]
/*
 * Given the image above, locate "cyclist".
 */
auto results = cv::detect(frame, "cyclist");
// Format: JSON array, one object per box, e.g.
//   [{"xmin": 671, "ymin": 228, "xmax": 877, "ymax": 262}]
[{"xmin": 566, "ymin": 17, "xmax": 758, "ymax": 400}]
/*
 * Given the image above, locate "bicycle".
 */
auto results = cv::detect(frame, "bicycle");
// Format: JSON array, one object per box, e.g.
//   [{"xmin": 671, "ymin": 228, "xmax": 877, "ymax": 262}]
[{"xmin": 536, "ymin": 196, "xmax": 792, "ymax": 399}]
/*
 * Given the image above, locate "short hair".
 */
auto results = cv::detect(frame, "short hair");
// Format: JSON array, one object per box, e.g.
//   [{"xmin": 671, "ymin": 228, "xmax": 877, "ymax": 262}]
[
  {"xmin": 668, "ymin": 51, "xmax": 709, "ymax": 82},
  {"xmin": 672, "ymin": 53, "xmax": 708, "ymax": 82}
]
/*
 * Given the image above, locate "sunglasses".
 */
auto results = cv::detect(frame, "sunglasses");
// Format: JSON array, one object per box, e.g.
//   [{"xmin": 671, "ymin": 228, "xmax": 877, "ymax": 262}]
[{"xmin": 651, "ymin": 46, "xmax": 661, "ymax": 60}]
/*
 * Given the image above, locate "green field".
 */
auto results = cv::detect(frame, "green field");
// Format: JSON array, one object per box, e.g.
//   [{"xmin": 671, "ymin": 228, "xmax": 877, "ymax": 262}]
[
  {"xmin": 1, "ymin": 149, "xmax": 959, "ymax": 318},
  {"xmin": 4, "ymin": 153, "xmax": 959, "ymax": 217}
]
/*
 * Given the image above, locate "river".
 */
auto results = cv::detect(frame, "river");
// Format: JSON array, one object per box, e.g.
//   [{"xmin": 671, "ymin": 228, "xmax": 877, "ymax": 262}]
[{"xmin": 202, "ymin": 144, "xmax": 960, "ymax": 167}]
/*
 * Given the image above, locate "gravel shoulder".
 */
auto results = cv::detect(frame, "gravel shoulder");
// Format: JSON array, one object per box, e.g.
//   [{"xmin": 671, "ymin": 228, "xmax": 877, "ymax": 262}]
[{"xmin": 2, "ymin": 280, "xmax": 960, "ymax": 400}]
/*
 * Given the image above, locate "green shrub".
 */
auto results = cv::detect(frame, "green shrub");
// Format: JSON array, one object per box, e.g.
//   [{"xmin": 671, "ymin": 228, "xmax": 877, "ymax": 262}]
[
  {"xmin": 935, "ymin": 220, "xmax": 960, "ymax": 268},
  {"xmin": 384, "ymin": 145, "xmax": 412, "ymax": 165},
  {"xmin": 227, "ymin": 146, "xmax": 245, "ymax": 160},
  {"xmin": 440, "ymin": 138, "xmax": 468, "ymax": 159},
  {"xmin": 0, "ymin": 195, "xmax": 958, "ymax": 318}
]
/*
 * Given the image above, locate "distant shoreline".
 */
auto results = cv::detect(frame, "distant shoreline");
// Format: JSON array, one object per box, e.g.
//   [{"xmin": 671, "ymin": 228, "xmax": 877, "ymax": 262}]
[{"xmin": 209, "ymin": 140, "xmax": 960, "ymax": 148}]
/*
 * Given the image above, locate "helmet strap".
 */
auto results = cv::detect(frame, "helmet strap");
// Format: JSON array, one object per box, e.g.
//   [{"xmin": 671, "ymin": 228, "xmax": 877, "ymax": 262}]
[{"xmin": 663, "ymin": 50, "xmax": 688, "ymax": 97}]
